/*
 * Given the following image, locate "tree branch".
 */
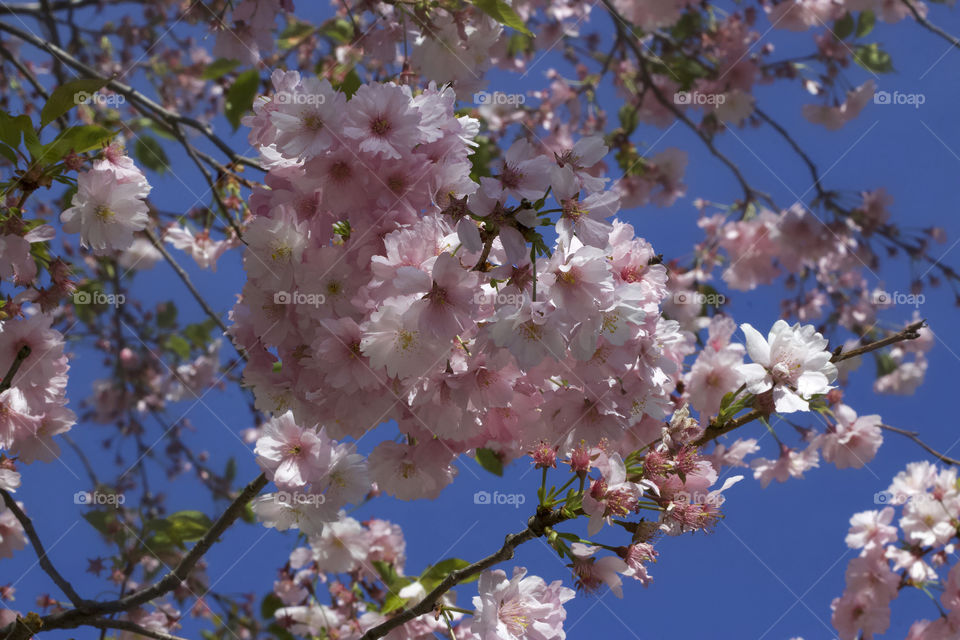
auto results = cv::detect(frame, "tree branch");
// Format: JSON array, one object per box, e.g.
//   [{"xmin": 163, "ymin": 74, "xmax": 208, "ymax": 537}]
[
  {"xmin": 830, "ymin": 320, "xmax": 926, "ymax": 363},
  {"xmin": 600, "ymin": 0, "xmax": 773, "ymax": 209},
  {"xmin": 358, "ymin": 507, "xmax": 570, "ymax": 640},
  {"xmin": 0, "ymin": 345, "xmax": 31, "ymax": 394},
  {"xmin": 880, "ymin": 423, "xmax": 960, "ymax": 466},
  {"xmin": 0, "ymin": 21, "xmax": 264, "ymax": 174},
  {"xmin": 0, "ymin": 489, "xmax": 87, "ymax": 608},
  {"xmin": 142, "ymin": 228, "xmax": 243, "ymax": 360},
  {"xmin": 84, "ymin": 618, "xmax": 188, "ymax": 640},
  {"xmin": 901, "ymin": 0, "xmax": 960, "ymax": 50},
  {"xmin": 0, "ymin": 473, "xmax": 268, "ymax": 640}
]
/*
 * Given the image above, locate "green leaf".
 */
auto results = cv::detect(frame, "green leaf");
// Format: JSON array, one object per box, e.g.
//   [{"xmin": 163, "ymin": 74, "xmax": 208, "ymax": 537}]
[
  {"xmin": 475, "ymin": 448, "xmax": 504, "ymax": 476},
  {"xmin": 471, "ymin": 0, "xmax": 532, "ymax": 36},
  {"xmin": 165, "ymin": 335, "xmax": 191, "ymax": 360},
  {"xmin": 134, "ymin": 134, "xmax": 170, "ymax": 174},
  {"xmin": 41, "ymin": 125, "xmax": 113, "ymax": 163},
  {"xmin": 201, "ymin": 58, "xmax": 241, "ymax": 80},
  {"xmin": 266, "ymin": 624, "xmax": 295, "ymax": 640},
  {"xmin": 875, "ymin": 352, "xmax": 898, "ymax": 377},
  {"xmin": 618, "ymin": 104, "xmax": 638, "ymax": 135},
  {"xmin": 421, "ymin": 558, "xmax": 471, "ymax": 584},
  {"xmin": 0, "ymin": 143, "xmax": 18, "ymax": 164},
  {"xmin": 261, "ymin": 593, "xmax": 284, "ymax": 619},
  {"xmin": 833, "ymin": 13, "xmax": 854, "ymax": 40},
  {"xmin": 0, "ymin": 111, "xmax": 24, "ymax": 148},
  {"xmin": 336, "ymin": 68, "xmax": 362, "ymax": 99},
  {"xmin": 854, "ymin": 43, "xmax": 894, "ymax": 73},
  {"xmin": 856, "ymin": 10, "xmax": 876, "ymax": 38},
  {"xmin": 225, "ymin": 69, "xmax": 260, "ymax": 131},
  {"xmin": 224, "ymin": 457, "xmax": 237, "ymax": 484},
  {"xmin": 41, "ymin": 77, "xmax": 110, "ymax": 127},
  {"xmin": 319, "ymin": 18, "xmax": 354, "ymax": 44},
  {"xmin": 278, "ymin": 20, "xmax": 317, "ymax": 49},
  {"xmin": 183, "ymin": 319, "xmax": 220, "ymax": 346},
  {"xmin": 381, "ymin": 592, "xmax": 409, "ymax": 614},
  {"xmin": 147, "ymin": 510, "xmax": 212, "ymax": 547},
  {"xmin": 82, "ymin": 509, "xmax": 116, "ymax": 536},
  {"xmin": 157, "ymin": 301, "xmax": 178, "ymax": 328}
]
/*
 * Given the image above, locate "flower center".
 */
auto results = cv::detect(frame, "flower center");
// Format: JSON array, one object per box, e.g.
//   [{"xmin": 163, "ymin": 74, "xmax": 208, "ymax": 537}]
[
  {"xmin": 95, "ymin": 205, "xmax": 115, "ymax": 221},
  {"xmin": 370, "ymin": 116, "xmax": 391, "ymax": 136},
  {"xmin": 302, "ymin": 112, "xmax": 324, "ymax": 131}
]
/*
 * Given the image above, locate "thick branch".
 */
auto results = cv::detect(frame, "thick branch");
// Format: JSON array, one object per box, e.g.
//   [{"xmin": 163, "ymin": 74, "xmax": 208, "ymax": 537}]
[
  {"xmin": 84, "ymin": 619, "xmax": 188, "ymax": 640},
  {"xmin": 0, "ymin": 489, "xmax": 87, "ymax": 607},
  {"xmin": 358, "ymin": 508, "xmax": 570, "ymax": 640}
]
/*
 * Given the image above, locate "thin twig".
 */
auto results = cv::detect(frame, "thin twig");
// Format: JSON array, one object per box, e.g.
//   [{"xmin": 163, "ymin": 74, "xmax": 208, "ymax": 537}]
[
  {"xmin": 0, "ymin": 474, "xmax": 268, "ymax": 640},
  {"xmin": 0, "ymin": 489, "xmax": 88, "ymax": 607},
  {"xmin": 880, "ymin": 424, "xmax": 960, "ymax": 466},
  {"xmin": 831, "ymin": 320, "xmax": 926, "ymax": 363}
]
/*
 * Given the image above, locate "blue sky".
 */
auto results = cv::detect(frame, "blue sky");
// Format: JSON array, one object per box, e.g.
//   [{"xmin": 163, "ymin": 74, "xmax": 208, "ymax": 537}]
[{"xmin": 4, "ymin": 1, "xmax": 960, "ymax": 639}]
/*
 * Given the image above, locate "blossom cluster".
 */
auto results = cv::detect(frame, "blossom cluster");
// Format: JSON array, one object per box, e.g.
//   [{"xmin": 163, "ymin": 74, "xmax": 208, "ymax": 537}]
[
  {"xmin": 833, "ymin": 462, "xmax": 960, "ymax": 640},
  {"xmin": 229, "ymin": 74, "xmax": 695, "ymax": 502}
]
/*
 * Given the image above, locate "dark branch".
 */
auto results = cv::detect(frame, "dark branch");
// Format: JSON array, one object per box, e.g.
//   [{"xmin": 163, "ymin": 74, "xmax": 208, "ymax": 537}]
[
  {"xmin": 0, "ymin": 489, "xmax": 87, "ymax": 608},
  {"xmin": 358, "ymin": 507, "xmax": 570, "ymax": 640}
]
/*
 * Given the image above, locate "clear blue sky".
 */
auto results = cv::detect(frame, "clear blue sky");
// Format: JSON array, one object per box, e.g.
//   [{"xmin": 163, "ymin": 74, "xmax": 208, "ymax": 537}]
[{"xmin": 4, "ymin": 2, "xmax": 960, "ymax": 638}]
